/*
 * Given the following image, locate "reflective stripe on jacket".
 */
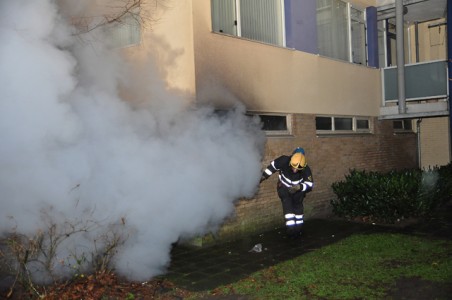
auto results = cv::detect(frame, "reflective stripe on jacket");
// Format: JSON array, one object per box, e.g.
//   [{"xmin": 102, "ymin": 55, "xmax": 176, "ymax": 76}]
[{"xmin": 262, "ymin": 155, "xmax": 314, "ymax": 192}]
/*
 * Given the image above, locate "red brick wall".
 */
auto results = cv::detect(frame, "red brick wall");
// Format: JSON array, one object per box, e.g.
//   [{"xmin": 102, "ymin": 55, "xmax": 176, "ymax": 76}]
[{"xmin": 212, "ymin": 114, "xmax": 417, "ymax": 242}]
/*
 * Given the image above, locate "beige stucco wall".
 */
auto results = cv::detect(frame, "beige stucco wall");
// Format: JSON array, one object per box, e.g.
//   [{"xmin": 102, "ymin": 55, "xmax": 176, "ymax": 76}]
[
  {"xmin": 419, "ymin": 117, "xmax": 451, "ymax": 168},
  {"xmin": 192, "ymin": 0, "xmax": 382, "ymax": 117},
  {"xmin": 351, "ymin": 0, "xmax": 377, "ymax": 9},
  {"xmin": 123, "ymin": 0, "xmax": 196, "ymax": 96}
]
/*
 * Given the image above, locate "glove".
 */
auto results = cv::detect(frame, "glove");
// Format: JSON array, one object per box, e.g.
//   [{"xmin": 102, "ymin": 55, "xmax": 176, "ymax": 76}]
[
  {"xmin": 288, "ymin": 184, "xmax": 301, "ymax": 194},
  {"xmin": 290, "ymin": 183, "xmax": 308, "ymax": 193}
]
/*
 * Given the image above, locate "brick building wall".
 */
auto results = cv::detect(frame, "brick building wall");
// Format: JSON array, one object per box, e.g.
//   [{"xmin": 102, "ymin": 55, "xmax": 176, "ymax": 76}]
[{"xmin": 207, "ymin": 114, "xmax": 417, "ymax": 243}]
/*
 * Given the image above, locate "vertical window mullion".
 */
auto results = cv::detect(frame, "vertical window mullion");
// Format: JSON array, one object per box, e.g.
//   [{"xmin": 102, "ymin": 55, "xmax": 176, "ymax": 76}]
[
  {"xmin": 236, "ymin": 0, "xmax": 242, "ymax": 36},
  {"xmin": 407, "ymin": 25, "xmax": 412, "ymax": 63},
  {"xmin": 280, "ymin": 0, "xmax": 286, "ymax": 47},
  {"xmin": 382, "ymin": 21, "xmax": 388, "ymax": 67},
  {"xmin": 347, "ymin": 3, "xmax": 352, "ymax": 63}
]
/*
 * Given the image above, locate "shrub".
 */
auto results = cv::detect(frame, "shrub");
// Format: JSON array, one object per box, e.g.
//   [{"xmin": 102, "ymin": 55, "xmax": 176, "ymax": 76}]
[
  {"xmin": 331, "ymin": 163, "xmax": 452, "ymax": 223},
  {"xmin": 0, "ymin": 209, "xmax": 129, "ymax": 298}
]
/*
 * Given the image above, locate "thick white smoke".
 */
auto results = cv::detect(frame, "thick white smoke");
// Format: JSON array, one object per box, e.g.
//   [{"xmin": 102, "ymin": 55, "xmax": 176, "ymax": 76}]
[{"xmin": 0, "ymin": 0, "xmax": 265, "ymax": 282}]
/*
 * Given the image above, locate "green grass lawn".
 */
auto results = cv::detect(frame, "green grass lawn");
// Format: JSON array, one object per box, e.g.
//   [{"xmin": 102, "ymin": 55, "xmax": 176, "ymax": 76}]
[{"xmin": 191, "ymin": 233, "xmax": 452, "ymax": 299}]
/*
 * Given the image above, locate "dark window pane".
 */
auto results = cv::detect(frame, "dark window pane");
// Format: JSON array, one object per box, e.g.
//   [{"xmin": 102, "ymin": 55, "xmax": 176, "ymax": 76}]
[
  {"xmin": 260, "ymin": 115, "xmax": 287, "ymax": 131},
  {"xmin": 393, "ymin": 120, "xmax": 403, "ymax": 129},
  {"xmin": 393, "ymin": 120, "xmax": 412, "ymax": 130},
  {"xmin": 335, "ymin": 117, "xmax": 353, "ymax": 130},
  {"xmin": 316, "ymin": 117, "xmax": 332, "ymax": 130},
  {"xmin": 356, "ymin": 119, "xmax": 369, "ymax": 129},
  {"xmin": 403, "ymin": 119, "xmax": 412, "ymax": 130}
]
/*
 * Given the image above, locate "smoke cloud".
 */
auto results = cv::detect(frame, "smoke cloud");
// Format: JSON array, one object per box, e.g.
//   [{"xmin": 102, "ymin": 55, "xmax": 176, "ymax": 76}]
[{"xmin": 0, "ymin": 0, "xmax": 265, "ymax": 282}]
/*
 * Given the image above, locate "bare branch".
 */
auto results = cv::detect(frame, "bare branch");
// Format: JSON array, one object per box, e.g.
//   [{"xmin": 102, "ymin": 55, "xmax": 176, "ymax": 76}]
[{"xmin": 69, "ymin": 0, "xmax": 150, "ymax": 35}]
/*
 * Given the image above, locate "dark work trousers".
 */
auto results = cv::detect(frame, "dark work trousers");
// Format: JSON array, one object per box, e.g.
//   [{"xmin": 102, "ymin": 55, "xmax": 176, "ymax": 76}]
[{"xmin": 277, "ymin": 183, "xmax": 305, "ymax": 236}]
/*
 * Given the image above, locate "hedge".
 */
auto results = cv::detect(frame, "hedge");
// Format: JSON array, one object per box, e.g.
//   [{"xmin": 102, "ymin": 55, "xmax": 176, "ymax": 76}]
[{"xmin": 330, "ymin": 163, "xmax": 452, "ymax": 223}]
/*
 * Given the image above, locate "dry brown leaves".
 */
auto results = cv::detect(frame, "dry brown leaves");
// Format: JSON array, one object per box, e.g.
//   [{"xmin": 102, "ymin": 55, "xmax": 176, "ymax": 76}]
[{"xmin": 6, "ymin": 271, "xmax": 193, "ymax": 300}]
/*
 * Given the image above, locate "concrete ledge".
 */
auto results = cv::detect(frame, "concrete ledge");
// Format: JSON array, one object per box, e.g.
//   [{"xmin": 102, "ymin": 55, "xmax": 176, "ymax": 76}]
[{"xmin": 379, "ymin": 101, "xmax": 449, "ymax": 119}]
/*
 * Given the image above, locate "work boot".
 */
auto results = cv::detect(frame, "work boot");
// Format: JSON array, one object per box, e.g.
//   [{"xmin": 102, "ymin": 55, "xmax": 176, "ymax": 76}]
[
  {"xmin": 286, "ymin": 226, "xmax": 298, "ymax": 238},
  {"xmin": 286, "ymin": 226, "xmax": 302, "ymax": 239},
  {"xmin": 295, "ymin": 225, "xmax": 303, "ymax": 236}
]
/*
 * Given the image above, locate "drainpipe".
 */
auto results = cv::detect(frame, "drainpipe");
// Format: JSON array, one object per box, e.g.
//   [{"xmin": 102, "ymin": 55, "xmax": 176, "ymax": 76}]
[
  {"xmin": 417, "ymin": 118, "xmax": 422, "ymax": 168},
  {"xmin": 448, "ymin": 0, "xmax": 452, "ymax": 161},
  {"xmin": 414, "ymin": 22, "xmax": 419, "ymax": 63},
  {"xmin": 396, "ymin": 0, "xmax": 406, "ymax": 114}
]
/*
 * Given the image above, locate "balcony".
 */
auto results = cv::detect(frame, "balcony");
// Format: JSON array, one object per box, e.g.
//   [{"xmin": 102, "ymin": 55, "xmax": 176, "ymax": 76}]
[{"xmin": 379, "ymin": 60, "xmax": 449, "ymax": 120}]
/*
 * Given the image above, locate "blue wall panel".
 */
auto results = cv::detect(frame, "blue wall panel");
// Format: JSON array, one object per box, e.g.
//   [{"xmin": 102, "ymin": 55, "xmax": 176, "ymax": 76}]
[
  {"xmin": 366, "ymin": 6, "xmax": 379, "ymax": 68},
  {"xmin": 285, "ymin": 0, "xmax": 318, "ymax": 54}
]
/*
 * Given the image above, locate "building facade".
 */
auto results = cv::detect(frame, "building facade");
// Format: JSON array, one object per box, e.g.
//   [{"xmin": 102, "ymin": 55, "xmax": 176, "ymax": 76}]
[{"xmin": 120, "ymin": 0, "xmax": 449, "ymax": 241}]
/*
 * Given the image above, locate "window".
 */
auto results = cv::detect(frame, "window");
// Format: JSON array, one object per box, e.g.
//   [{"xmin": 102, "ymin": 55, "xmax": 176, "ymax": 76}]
[
  {"xmin": 240, "ymin": 0, "xmax": 285, "ymax": 45},
  {"xmin": 393, "ymin": 119, "xmax": 413, "ymax": 131},
  {"xmin": 211, "ymin": 0, "xmax": 285, "ymax": 46},
  {"xmin": 377, "ymin": 20, "xmax": 387, "ymax": 68},
  {"xmin": 248, "ymin": 113, "xmax": 292, "ymax": 135},
  {"xmin": 211, "ymin": 0, "xmax": 371, "ymax": 66},
  {"xmin": 316, "ymin": 115, "xmax": 371, "ymax": 134},
  {"xmin": 356, "ymin": 118, "xmax": 370, "ymax": 131},
  {"xmin": 334, "ymin": 117, "xmax": 353, "ymax": 130},
  {"xmin": 350, "ymin": 7, "xmax": 366, "ymax": 64},
  {"xmin": 316, "ymin": 116, "xmax": 332, "ymax": 130},
  {"xmin": 211, "ymin": 0, "xmax": 237, "ymax": 35},
  {"xmin": 316, "ymin": 0, "xmax": 367, "ymax": 64},
  {"xmin": 317, "ymin": 0, "xmax": 348, "ymax": 61},
  {"xmin": 383, "ymin": 21, "xmax": 398, "ymax": 66},
  {"xmin": 105, "ymin": 10, "xmax": 141, "ymax": 48}
]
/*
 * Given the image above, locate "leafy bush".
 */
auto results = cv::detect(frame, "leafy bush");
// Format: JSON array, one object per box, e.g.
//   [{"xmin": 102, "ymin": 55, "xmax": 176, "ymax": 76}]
[{"xmin": 331, "ymin": 163, "xmax": 452, "ymax": 223}]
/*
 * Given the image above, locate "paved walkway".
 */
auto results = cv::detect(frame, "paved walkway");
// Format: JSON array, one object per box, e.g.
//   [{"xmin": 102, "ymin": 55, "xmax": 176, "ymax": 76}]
[{"xmin": 163, "ymin": 202, "xmax": 452, "ymax": 292}]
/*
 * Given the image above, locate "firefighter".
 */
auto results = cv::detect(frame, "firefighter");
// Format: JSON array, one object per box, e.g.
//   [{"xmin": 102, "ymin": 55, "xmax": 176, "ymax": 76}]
[{"xmin": 259, "ymin": 149, "xmax": 314, "ymax": 237}]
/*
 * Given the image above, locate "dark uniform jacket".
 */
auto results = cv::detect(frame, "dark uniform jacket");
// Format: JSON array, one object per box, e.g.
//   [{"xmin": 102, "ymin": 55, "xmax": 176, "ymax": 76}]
[{"xmin": 262, "ymin": 155, "xmax": 314, "ymax": 192}]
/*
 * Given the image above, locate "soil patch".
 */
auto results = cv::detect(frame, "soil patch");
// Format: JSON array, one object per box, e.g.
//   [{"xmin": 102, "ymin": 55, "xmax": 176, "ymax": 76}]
[
  {"xmin": 5, "ymin": 273, "xmax": 452, "ymax": 299},
  {"xmin": 385, "ymin": 276, "xmax": 452, "ymax": 300}
]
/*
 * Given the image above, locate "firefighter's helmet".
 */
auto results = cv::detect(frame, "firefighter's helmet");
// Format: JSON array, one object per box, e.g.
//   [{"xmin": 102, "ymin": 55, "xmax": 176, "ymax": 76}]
[
  {"xmin": 290, "ymin": 152, "xmax": 306, "ymax": 170},
  {"xmin": 292, "ymin": 147, "xmax": 305, "ymax": 155}
]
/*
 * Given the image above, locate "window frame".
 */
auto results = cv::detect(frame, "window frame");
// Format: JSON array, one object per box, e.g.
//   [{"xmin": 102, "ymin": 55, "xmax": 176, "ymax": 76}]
[
  {"xmin": 105, "ymin": 8, "xmax": 142, "ymax": 48},
  {"xmin": 316, "ymin": 115, "xmax": 372, "ymax": 134},
  {"xmin": 393, "ymin": 119, "xmax": 413, "ymax": 132},
  {"xmin": 317, "ymin": 0, "xmax": 367, "ymax": 64},
  {"xmin": 211, "ymin": 0, "xmax": 286, "ymax": 47},
  {"xmin": 377, "ymin": 20, "xmax": 388, "ymax": 68},
  {"xmin": 349, "ymin": 5, "xmax": 367, "ymax": 65},
  {"xmin": 355, "ymin": 117, "xmax": 371, "ymax": 132},
  {"xmin": 247, "ymin": 112, "xmax": 293, "ymax": 136},
  {"xmin": 211, "ymin": 0, "xmax": 372, "ymax": 66}
]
